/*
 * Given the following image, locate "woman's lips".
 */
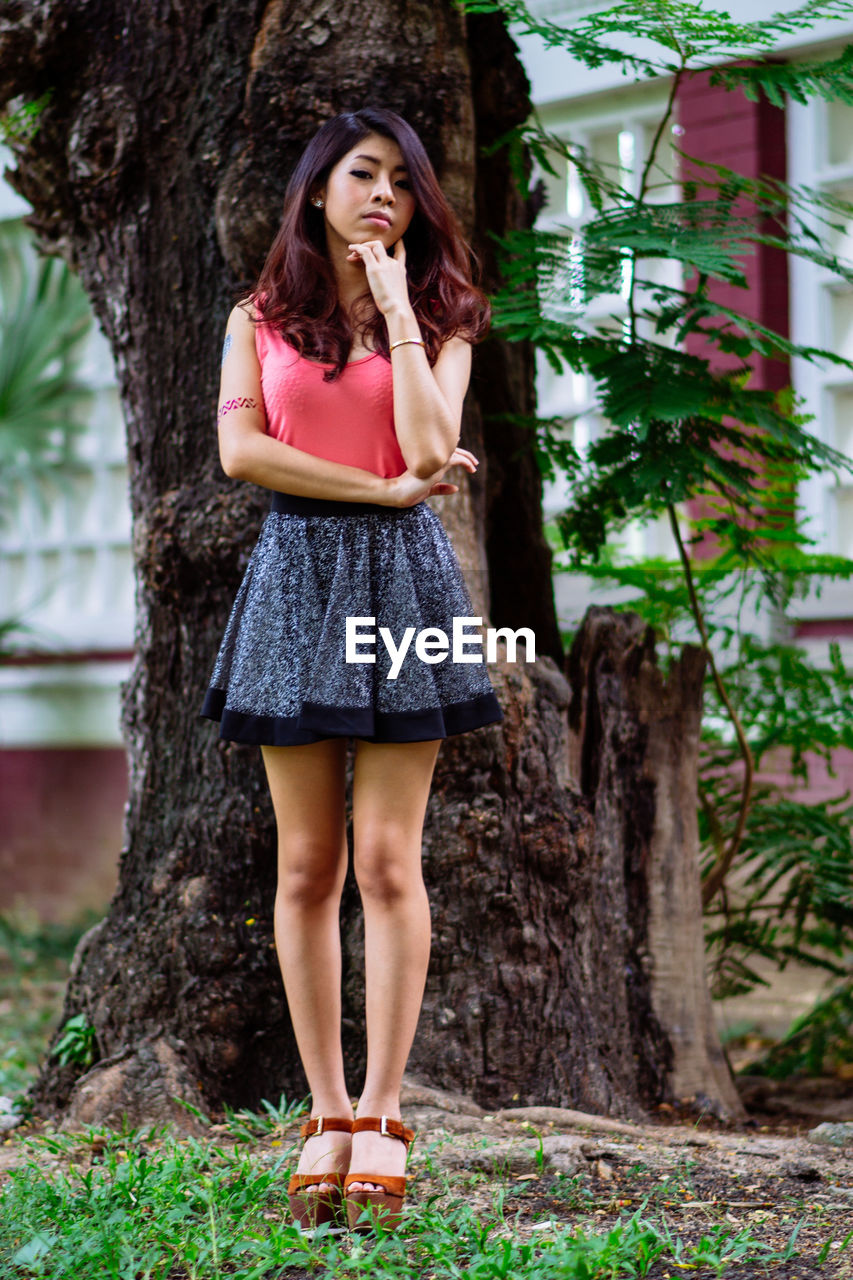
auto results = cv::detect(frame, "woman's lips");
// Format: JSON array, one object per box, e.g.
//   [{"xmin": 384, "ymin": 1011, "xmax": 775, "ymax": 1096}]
[{"xmin": 363, "ymin": 214, "xmax": 391, "ymax": 226}]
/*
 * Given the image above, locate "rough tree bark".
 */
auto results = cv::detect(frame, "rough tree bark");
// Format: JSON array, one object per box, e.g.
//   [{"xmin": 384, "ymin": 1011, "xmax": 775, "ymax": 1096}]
[{"xmin": 0, "ymin": 0, "xmax": 742, "ymax": 1128}]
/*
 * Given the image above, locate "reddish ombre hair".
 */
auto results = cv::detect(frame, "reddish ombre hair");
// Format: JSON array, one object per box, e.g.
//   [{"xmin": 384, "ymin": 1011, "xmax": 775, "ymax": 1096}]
[{"xmin": 249, "ymin": 107, "xmax": 490, "ymax": 380}]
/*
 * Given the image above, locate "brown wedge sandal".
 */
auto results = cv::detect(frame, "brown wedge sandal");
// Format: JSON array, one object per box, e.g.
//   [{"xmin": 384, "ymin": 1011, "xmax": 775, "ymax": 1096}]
[
  {"xmin": 343, "ymin": 1114, "xmax": 416, "ymax": 1232},
  {"xmin": 287, "ymin": 1115, "xmax": 353, "ymax": 1230}
]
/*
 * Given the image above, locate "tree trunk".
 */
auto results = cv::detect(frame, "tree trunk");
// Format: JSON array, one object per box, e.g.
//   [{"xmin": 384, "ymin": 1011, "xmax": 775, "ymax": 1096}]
[
  {"xmin": 466, "ymin": 16, "xmax": 565, "ymax": 668},
  {"xmin": 1, "ymin": 0, "xmax": 739, "ymax": 1128}
]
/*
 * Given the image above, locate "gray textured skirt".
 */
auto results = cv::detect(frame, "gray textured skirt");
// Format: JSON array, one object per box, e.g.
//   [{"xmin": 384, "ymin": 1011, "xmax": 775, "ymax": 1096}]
[{"xmin": 200, "ymin": 491, "xmax": 504, "ymax": 746}]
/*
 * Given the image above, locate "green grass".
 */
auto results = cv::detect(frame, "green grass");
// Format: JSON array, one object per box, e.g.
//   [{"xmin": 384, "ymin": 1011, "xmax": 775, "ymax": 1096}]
[
  {"xmin": 0, "ymin": 910, "xmax": 100, "ymax": 1104},
  {"xmin": 0, "ymin": 1123, "xmax": 806, "ymax": 1280}
]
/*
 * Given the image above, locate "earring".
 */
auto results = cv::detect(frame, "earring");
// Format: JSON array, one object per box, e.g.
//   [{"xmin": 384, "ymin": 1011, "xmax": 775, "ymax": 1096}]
[{"xmin": 312, "ymin": 198, "xmax": 324, "ymax": 208}]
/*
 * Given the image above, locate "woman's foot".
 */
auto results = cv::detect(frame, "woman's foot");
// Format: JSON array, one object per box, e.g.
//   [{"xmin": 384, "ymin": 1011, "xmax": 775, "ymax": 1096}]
[
  {"xmin": 345, "ymin": 1110, "xmax": 408, "ymax": 1194},
  {"xmin": 287, "ymin": 1113, "xmax": 354, "ymax": 1230},
  {"xmin": 343, "ymin": 1112, "xmax": 416, "ymax": 1232},
  {"xmin": 295, "ymin": 1119, "xmax": 353, "ymax": 1196}
]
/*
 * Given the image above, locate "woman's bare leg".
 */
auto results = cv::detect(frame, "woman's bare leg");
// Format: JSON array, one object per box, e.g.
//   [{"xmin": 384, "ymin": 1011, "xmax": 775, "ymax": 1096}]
[
  {"xmin": 261, "ymin": 738, "xmax": 353, "ymax": 1194},
  {"xmin": 346, "ymin": 737, "xmax": 441, "ymax": 1194}
]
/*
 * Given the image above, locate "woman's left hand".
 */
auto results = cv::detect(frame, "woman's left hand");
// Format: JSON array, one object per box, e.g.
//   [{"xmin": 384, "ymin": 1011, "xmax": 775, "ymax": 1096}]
[{"xmin": 346, "ymin": 236, "xmax": 411, "ymax": 316}]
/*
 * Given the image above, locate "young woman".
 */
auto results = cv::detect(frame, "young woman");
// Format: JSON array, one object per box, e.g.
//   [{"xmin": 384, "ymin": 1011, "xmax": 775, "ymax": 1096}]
[{"xmin": 201, "ymin": 107, "xmax": 503, "ymax": 1232}]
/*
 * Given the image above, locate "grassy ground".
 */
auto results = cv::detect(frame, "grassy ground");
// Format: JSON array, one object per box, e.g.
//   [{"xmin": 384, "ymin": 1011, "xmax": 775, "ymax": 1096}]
[
  {"xmin": 0, "ymin": 1124, "xmax": 823, "ymax": 1279},
  {"xmin": 1, "ymin": 913, "xmax": 850, "ymax": 1279},
  {"xmin": 3, "ymin": 1112, "xmax": 850, "ymax": 1279}
]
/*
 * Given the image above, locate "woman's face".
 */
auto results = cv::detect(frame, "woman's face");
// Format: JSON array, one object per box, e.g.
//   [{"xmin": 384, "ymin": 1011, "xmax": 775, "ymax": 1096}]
[{"xmin": 314, "ymin": 132, "xmax": 417, "ymax": 256}]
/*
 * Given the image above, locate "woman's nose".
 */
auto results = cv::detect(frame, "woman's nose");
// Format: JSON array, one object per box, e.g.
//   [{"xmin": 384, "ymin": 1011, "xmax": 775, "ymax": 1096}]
[{"xmin": 372, "ymin": 177, "xmax": 394, "ymax": 204}]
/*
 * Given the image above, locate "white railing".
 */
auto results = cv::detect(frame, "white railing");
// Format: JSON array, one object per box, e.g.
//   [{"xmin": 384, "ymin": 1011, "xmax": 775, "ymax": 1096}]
[{"xmin": 527, "ymin": 0, "xmax": 607, "ymax": 17}]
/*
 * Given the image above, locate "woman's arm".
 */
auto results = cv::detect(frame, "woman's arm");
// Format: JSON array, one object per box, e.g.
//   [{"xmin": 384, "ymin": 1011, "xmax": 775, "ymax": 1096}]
[
  {"xmin": 217, "ymin": 302, "xmax": 398, "ymax": 503},
  {"xmin": 345, "ymin": 237, "xmax": 474, "ymax": 479},
  {"xmin": 386, "ymin": 325, "xmax": 472, "ymax": 480}
]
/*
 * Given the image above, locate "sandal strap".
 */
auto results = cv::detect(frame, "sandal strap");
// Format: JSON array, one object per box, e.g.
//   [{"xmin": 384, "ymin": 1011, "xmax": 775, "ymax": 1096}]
[
  {"xmin": 288, "ymin": 1171, "xmax": 345, "ymax": 1194},
  {"xmin": 299, "ymin": 1115, "xmax": 353, "ymax": 1140},
  {"xmin": 344, "ymin": 1172, "xmax": 407, "ymax": 1199},
  {"xmin": 351, "ymin": 1115, "xmax": 415, "ymax": 1147}
]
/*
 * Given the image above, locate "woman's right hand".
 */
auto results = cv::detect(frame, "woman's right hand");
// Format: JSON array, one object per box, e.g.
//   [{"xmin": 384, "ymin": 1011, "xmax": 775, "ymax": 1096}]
[{"xmin": 386, "ymin": 447, "xmax": 479, "ymax": 508}]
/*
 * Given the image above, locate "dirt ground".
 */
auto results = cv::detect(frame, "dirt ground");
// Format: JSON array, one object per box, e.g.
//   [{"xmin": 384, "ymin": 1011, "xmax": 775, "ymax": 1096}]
[{"xmin": 395, "ymin": 1077, "xmax": 853, "ymax": 1278}]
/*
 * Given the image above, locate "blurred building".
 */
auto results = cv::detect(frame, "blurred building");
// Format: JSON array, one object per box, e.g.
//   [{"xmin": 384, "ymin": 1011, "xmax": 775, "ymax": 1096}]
[
  {"xmin": 0, "ymin": 172, "xmax": 132, "ymax": 921},
  {"xmin": 1, "ymin": 0, "xmax": 852, "ymax": 920}
]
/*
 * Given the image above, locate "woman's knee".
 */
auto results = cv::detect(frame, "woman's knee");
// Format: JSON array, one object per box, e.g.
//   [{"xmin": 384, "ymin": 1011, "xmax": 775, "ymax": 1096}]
[
  {"xmin": 277, "ymin": 835, "xmax": 346, "ymax": 909},
  {"xmin": 353, "ymin": 828, "xmax": 422, "ymax": 904}
]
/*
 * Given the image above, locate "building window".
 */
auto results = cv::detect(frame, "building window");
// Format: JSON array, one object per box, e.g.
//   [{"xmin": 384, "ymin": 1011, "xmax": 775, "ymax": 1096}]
[{"xmin": 533, "ymin": 88, "xmax": 681, "ymax": 562}]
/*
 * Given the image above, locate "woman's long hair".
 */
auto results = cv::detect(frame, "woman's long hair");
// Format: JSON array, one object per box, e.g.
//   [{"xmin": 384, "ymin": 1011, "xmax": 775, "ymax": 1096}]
[{"xmin": 250, "ymin": 108, "xmax": 490, "ymax": 380}]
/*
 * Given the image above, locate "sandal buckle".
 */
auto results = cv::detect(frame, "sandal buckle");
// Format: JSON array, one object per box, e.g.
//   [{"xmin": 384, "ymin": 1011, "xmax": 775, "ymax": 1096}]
[
  {"xmin": 380, "ymin": 1114, "xmax": 389, "ymax": 1136},
  {"xmin": 315, "ymin": 1115, "xmax": 324, "ymax": 1136}
]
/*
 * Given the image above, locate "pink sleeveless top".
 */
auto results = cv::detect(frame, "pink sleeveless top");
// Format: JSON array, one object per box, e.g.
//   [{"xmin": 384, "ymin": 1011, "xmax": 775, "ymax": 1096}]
[{"xmin": 255, "ymin": 322, "xmax": 408, "ymax": 480}]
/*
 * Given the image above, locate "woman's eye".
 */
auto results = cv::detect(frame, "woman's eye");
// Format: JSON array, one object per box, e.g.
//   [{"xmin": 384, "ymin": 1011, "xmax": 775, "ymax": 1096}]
[
  {"xmin": 351, "ymin": 170, "xmax": 372, "ymax": 179},
  {"xmin": 396, "ymin": 181, "xmax": 411, "ymax": 190}
]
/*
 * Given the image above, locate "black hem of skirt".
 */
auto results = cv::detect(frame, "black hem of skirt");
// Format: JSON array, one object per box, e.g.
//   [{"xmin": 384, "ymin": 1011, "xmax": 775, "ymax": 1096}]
[{"xmin": 199, "ymin": 688, "xmax": 504, "ymax": 745}]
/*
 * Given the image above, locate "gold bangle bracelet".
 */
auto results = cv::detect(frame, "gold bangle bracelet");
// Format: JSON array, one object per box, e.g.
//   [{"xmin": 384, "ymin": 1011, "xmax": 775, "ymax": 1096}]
[{"xmin": 389, "ymin": 338, "xmax": 425, "ymax": 351}]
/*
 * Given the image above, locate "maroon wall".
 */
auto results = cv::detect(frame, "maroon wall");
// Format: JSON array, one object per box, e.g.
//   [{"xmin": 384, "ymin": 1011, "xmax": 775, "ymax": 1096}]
[
  {"xmin": 0, "ymin": 748, "xmax": 126, "ymax": 923},
  {"xmin": 677, "ymin": 64, "xmax": 790, "ymax": 391},
  {"xmin": 676, "ymin": 66, "xmax": 791, "ymax": 555}
]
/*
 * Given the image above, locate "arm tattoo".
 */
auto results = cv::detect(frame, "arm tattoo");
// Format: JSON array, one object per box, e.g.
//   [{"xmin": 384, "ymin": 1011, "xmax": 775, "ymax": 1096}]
[
  {"xmin": 218, "ymin": 396, "xmax": 258, "ymax": 422},
  {"xmin": 221, "ymin": 333, "xmax": 233, "ymax": 366}
]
